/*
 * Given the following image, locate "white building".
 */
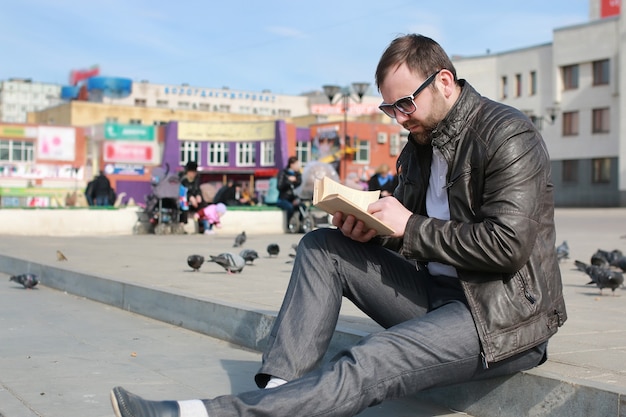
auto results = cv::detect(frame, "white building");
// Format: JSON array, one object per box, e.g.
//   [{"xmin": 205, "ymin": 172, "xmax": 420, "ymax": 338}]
[
  {"xmin": 98, "ymin": 80, "xmax": 312, "ymax": 119},
  {"xmin": 0, "ymin": 79, "xmax": 63, "ymax": 123},
  {"xmin": 453, "ymin": 0, "xmax": 625, "ymax": 206}
]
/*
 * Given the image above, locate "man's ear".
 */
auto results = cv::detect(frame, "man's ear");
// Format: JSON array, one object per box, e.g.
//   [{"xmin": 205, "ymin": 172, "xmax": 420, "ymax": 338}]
[{"xmin": 438, "ymin": 69, "xmax": 456, "ymax": 98}]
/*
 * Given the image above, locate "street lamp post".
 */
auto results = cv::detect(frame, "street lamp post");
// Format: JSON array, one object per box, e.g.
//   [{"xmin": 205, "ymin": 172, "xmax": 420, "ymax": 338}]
[{"xmin": 322, "ymin": 82, "xmax": 370, "ymax": 181}]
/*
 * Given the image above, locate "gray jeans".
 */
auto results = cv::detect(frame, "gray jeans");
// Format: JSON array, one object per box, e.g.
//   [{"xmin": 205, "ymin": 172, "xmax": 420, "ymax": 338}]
[{"xmin": 204, "ymin": 228, "xmax": 547, "ymax": 416}]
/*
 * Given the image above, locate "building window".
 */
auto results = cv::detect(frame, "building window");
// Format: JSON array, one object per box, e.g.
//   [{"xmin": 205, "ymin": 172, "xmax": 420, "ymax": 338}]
[
  {"xmin": 198, "ymin": 103, "xmax": 210, "ymax": 111},
  {"xmin": 260, "ymin": 141, "xmax": 275, "ymax": 167},
  {"xmin": 500, "ymin": 76, "xmax": 508, "ymax": 99},
  {"xmin": 592, "ymin": 59, "xmax": 610, "ymax": 86},
  {"xmin": 0, "ymin": 140, "xmax": 34, "ymax": 162},
  {"xmin": 134, "ymin": 98, "xmax": 147, "ymax": 107},
  {"xmin": 178, "ymin": 101, "xmax": 190, "ymax": 109},
  {"xmin": 236, "ymin": 142, "xmax": 255, "ymax": 166},
  {"xmin": 562, "ymin": 64, "xmax": 579, "ymax": 90},
  {"xmin": 208, "ymin": 142, "xmax": 229, "ymax": 166},
  {"xmin": 156, "ymin": 100, "xmax": 168, "ymax": 107},
  {"xmin": 592, "ymin": 108, "xmax": 610, "ymax": 133},
  {"xmin": 562, "ymin": 160, "xmax": 578, "ymax": 183},
  {"xmin": 354, "ymin": 139, "xmax": 370, "ymax": 164},
  {"xmin": 180, "ymin": 141, "xmax": 199, "ymax": 166},
  {"xmin": 515, "ymin": 73, "xmax": 522, "ymax": 97},
  {"xmin": 390, "ymin": 133, "xmax": 401, "ymax": 156},
  {"xmin": 129, "ymin": 119, "xmax": 142, "ymax": 125},
  {"xmin": 592, "ymin": 158, "xmax": 611, "ymax": 184},
  {"xmin": 105, "ymin": 116, "xmax": 118, "ymax": 123},
  {"xmin": 296, "ymin": 140, "xmax": 311, "ymax": 164},
  {"xmin": 562, "ymin": 111, "xmax": 579, "ymax": 136}
]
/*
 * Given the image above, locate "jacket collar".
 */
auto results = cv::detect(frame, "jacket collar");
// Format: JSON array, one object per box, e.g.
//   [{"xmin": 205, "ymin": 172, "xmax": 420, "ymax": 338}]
[{"xmin": 430, "ymin": 80, "xmax": 479, "ymax": 150}]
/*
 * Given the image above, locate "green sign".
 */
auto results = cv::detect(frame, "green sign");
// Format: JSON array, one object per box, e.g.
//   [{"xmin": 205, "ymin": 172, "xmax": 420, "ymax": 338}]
[{"xmin": 104, "ymin": 123, "xmax": 155, "ymax": 141}]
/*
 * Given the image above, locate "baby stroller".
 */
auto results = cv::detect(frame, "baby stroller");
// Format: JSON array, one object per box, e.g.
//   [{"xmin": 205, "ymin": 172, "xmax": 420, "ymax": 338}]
[
  {"xmin": 288, "ymin": 161, "xmax": 338, "ymax": 234},
  {"xmin": 133, "ymin": 164, "xmax": 185, "ymax": 235}
]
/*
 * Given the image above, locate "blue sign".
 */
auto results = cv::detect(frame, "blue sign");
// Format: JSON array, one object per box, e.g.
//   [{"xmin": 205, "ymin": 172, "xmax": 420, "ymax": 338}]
[{"xmin": 112, "ymin": 164, "xmax": 145, "ymax": 175}]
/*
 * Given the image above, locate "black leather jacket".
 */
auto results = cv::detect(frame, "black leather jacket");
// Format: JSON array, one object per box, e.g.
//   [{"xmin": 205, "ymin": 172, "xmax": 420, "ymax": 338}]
[
  {"xmin": 383, "ymin": 81, "xmax": 567, "ymax": 365},
  {"xmin": 277, "ymin": 168, "xmax": 302, "ymax": 202}
]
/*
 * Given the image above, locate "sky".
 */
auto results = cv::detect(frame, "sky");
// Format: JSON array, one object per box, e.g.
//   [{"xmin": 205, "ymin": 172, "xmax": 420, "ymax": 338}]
[{"xmin": 0, "ymin": 0, "xmax": 590, "ymax": 96}]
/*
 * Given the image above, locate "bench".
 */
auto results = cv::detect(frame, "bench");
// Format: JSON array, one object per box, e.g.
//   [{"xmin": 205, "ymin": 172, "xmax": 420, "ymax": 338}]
[{"xmin": 0, "ymin": 205, "xmax": 287, "ymax": 236}]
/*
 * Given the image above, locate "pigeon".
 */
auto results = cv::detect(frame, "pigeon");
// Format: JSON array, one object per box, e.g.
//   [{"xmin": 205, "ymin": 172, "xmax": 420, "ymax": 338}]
[
  {"xmin": 239, "ymin": 249, "xmax": 259, "ymax": 264},
  {"xmin": 267, "ymin": 243, "xmax": 280, "ymax": 257},
  {"xmin": 574, "ymin": 260, "xmax": 624, "ymax": 295},
  {"xmin": 9, "ymin": 273, "xmax": 39, "ymax": 289},
  {"xmin": 611, "ymin": 256, "xmax": 626, "ymax": 273},
  {"xmin": 233, "ymin": 231, "xmax": 247, "ymax": 248},
  {"xmin": 287, "ymin": 243, "xmax": 298, "ymax": 262},
  {"xmin": 555, "ymin": 241, "xmax": 569, "ymax": 262},
  {"xmin": 56, "ymin": 250, "xmax": 68, "ymax": 261},
  {"xmin": 590, "ymin": 250, "xmax": 611, "ymax": 268},
  {"xmin": 590, "ymin": 249, "xmax": 626, "ymax": 272},
  {"xmin": 207, "ymin": 253, "xmax": 246, "ymax": 274},
  {"xmin": 187, "ymin": 254, "xmax": 205, "ymax": 272}
]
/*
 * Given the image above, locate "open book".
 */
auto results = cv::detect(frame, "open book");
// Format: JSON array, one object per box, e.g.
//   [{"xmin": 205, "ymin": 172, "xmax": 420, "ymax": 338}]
[{"xmin": 313, "ymin": 176, "xmax": 395, "ymax": 235}]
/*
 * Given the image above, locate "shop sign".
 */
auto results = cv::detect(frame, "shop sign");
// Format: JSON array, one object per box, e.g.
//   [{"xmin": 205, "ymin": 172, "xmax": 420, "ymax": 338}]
[
  {"xmin": 104, "ymin": 123, "xmax": 155, "ymax": 141},
  {"xmin": 111, "ymin": 164, "xmax": 145, "ymax": 175},
  {"xmin": 37, "ymin": 126, "xmax": 76, "ymax": 161},
  {"xmin": 178, "ymin": 121, "xmax": 275, "ymax": 142},
  {"xmin": 103, "ymin": 141, "xmax": 159, "ymax": 164},
  {"xmin": 0, "ymin": 125, "xmax": 38, "ymax": 138}
]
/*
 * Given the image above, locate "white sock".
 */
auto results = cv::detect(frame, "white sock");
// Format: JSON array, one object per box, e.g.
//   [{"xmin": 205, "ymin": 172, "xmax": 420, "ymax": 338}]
[
  {"xmin": 177, "ymin": 400, "xmax": 209, "ymax": 417},
  {"xmin": 265, "ymin": 376, "xmax": 287, "ymax": 389}
]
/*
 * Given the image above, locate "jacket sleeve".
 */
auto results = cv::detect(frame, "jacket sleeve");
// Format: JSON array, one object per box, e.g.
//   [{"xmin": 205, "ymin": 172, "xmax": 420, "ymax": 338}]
[
  {"xmin": 401, "ymin": 119, "xmax": 549, "ymax": 275},
  {"xmin": 276, "ymin": 170, "xmax": 291, "ymax": 192}
]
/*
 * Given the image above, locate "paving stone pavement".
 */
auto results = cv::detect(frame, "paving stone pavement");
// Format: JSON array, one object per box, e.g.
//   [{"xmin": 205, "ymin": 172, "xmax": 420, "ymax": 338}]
[
  {"xmin": 0, "ymin": 275, "xmax": 465, "ymax": 417},
  {"xmin": 0, "ymin": 207, "xmax": 625, "ymax": 416}
]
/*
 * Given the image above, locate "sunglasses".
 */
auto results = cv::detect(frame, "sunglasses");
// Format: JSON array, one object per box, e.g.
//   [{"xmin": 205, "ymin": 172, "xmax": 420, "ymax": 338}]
[{"xmin": 378, "ymin": 69, "xmax": 441, "ymax": 119}]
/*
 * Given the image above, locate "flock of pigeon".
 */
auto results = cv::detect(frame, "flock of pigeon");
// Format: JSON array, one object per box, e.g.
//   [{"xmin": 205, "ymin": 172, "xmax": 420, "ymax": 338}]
[
  {"xmin": 186, "ymin": 230, "xmax": 291, "ymax": 275},
  {"xmin": 556, "ymin": 240, "xmax": 625, "ymax": 295},
  {"xmin": 7, "ymin": 236, "xmax": 624, "ymax": 295},
  {"xmin": 6, "ymin": 233, "xmax": 290, "ymax": 290}
]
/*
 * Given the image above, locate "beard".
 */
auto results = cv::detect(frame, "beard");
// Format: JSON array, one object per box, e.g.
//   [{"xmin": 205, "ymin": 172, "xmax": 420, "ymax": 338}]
[{"xmin": 404, "ymin": 89, "xmax": 448, "ymax": 145}]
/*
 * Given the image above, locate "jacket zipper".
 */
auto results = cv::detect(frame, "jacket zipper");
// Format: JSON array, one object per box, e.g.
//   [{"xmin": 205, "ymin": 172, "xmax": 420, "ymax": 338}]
[{"xmin": 519, "ymin": 274, "xmax": 537, "ymax": 304}]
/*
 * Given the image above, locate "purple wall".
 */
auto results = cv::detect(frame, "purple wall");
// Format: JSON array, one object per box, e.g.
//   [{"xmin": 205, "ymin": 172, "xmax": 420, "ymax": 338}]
[
  {"xmin": 113, "ymin": 120, "xmax": 314, "ymax": 205},
  {"xmin": 116, "ymin": 180, "xmax": 153, "ymax": 206},
  {"xmin": 162, "ymin": 122, "xmax": 182, "ymax": 173}
]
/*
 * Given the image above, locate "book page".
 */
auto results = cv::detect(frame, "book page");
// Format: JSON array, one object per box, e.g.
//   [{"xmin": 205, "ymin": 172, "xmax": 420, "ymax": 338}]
[
  {"xmin": 314, "ymin": 176, "xmax": 380, "ymax": 210},
  {"xmin": 313, "ymin": 176, "xmax": 395, "ymax": 235}
]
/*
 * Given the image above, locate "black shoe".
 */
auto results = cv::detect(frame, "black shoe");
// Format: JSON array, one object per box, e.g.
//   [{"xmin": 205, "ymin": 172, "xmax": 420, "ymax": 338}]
[{"xmin": 110, "ymin": 386, "xmax": 180, "ymax": 417}]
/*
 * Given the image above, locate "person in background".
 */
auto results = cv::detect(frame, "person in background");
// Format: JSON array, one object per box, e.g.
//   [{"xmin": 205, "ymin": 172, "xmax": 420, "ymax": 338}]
[
  {"xmin": 109, "ymin": 33, "xmax": 566, "ymax": 417},
  {"xmin": 91, "ymin": 170, "xmax": 113, "ymax": 206},
  {"xmin": 215, "ymin": 181, "xmax": 255, "ymax": 206},
  {"xmin": 240, "ymin": 183, "xmax": 258, "ymax": 205},
  {"xmin": 212, "ymin": 180, "xmax": 233, "ymax": 206},
  {"xmin": 344, "ymin": 172, "xmax": 368, "ymax": 191},
  {"xmin": 194, "ymin": 203, "xmax": 227, "ymax": 235},
  {"xmin": 84, "ymin": 176, "xmax": 96, "ymax": 206},
  {"xmin": 276, "ymin": 156, "xmax": 302, "ymax": 230},
  {"xmin": 178, "ymin": 161, "xmax": 204, "ymax": 225},
  {"xmin": 367, "ymin": 163, "xmax": 398, "ymax": 197}
]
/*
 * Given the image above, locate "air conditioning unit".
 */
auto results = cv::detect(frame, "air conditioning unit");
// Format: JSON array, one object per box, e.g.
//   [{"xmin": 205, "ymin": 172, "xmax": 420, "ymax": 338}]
[{"xmin": 377, "ymin": 132, "xmax": 388, "ymax": 144}]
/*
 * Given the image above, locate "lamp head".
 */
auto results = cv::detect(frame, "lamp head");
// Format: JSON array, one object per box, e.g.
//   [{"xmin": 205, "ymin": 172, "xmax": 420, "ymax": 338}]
[
  {"xmin": 351, "ymin": 82, "xmax": 370, "ymax": 101},
  {"xmin": 547, "ymin": 106, "xmax": 560, "ymax": 124},
  {"xmin": 322, "ymin": 85, "xmax": 341, "ymax": 103}
]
